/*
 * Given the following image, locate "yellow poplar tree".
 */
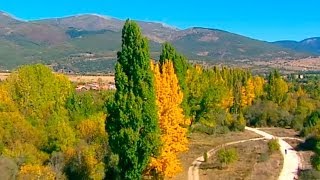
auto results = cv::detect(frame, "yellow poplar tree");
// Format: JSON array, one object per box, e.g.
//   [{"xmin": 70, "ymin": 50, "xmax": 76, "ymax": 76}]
[
  {"xmin": 220, "ymin": 90, "xmax": 234, "ymax": 112},
  {"xmin": 149, "ymin": 61, "xmax": 189, "ymax": 178},
  {"xmin": 253, "ymin": 76, "xmax": 265, "ymax": 98},
  {"xmin": 240, "ymin": 86, "xmax": 248, "ymax": 108},
  {"xmin": 240, "ymin": 78, "xmax": 256, "ymax": 108},
  {"xmin": 245, "ymin": 78, "xmax": 256, "ymax": 106}
]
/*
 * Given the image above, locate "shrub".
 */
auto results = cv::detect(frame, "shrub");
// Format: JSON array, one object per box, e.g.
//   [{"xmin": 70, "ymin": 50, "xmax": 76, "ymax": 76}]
[
  {"xmin": 268, "ymin": 139, "xmax": 280, "ymax": 153},
  {"xmin": 217, "ymin": 148, "xmax": 238, "ymax": 168},
  {"xmin": 297, "ymin": 136, "xmax": 318, "ymax": 151},
  {"xmin": 299, "ymin": 169, "xmax": 320, "ymax": 180},
  {"xmin": 191, "ymin": 123, "xmax": 229, "ymax": 135},
  {"xmin": 311, "ymin": 154, "xmax": 320, "ymax": 171}
]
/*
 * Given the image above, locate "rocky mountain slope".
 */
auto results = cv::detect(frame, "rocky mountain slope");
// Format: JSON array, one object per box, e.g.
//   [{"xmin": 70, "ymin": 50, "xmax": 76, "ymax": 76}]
[{"xmin": 0, "ymin": 11, "xmax": 312, "ymax": 72}]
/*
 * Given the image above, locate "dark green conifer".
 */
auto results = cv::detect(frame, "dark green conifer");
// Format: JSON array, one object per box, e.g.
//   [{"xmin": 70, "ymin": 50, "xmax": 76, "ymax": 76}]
[{"xmin": 106, "ymin": 20, "xmax": 160, "ymax": 180}]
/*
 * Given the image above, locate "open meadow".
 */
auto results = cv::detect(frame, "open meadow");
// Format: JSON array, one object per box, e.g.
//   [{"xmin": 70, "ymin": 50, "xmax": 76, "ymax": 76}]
[{"xmin": 0, "ymin": 73, "xmax": 115, "ymax": 84}]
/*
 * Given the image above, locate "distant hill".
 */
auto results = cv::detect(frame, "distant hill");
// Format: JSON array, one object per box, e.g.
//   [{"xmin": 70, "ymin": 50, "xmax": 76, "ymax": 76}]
[
  {"xmin": 273, "ymin": 37, "xmax": 320, "ymax": 55},
  {"xmin": 0, "ymin": 11, "xmax": 313, "ymax": 72}
]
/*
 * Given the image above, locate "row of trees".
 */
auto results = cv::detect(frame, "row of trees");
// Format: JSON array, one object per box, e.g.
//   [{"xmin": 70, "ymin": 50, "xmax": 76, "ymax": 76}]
[
  {"xmin": 105, "ymin": 20, "xmax": 320, "ymax": 178},
  {"xmin": 105, "ymin": 20, "xmax": 303, "ymax": 179},
  {"xmin": 106, "ymin": 20, "xmax": 190, "ymax": 179}
]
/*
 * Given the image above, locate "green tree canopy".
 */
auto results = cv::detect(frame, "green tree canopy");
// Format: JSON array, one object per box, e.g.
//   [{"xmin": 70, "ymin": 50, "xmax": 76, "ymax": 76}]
[
  {"xmin": 106, "ymin": 20, "xmax": 160, "ymax": 180},
  {"xmin": 4, "ymin": 64, "xmax": 73, "ymax": 126},
  {"xmin": 159, "ymin": 43, "xmax": 190, "ymax": 116}
]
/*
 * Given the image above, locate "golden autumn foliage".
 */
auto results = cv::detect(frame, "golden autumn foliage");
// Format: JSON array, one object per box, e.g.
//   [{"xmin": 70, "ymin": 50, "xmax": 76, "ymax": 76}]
[
  {"xmin": 220, "ymin": 90, "xmax": 234, "ymax": 111},
  {"xmin": 0, "ymin": 85, "xmax": 16, "ymax": 112},
  {"xmin": 17, "ymin": 164, "xmax": 55, "ymax": 180},
  {"xmin": 77, "ymin": 113, "xmax": 106, "ymax": 144},
  {"xmin": 63, "ymin": 113, "xmax": 107, "ymax": 179},
  {"xmin": 0, "ymin": 64, "xmax": 111, "ymax": 179},
  {"xmin": 3, "ymin": 141, "xmax": 49, "ymax": 165},
  {"xmin": 252, "ymin": 76, "xmax": 265, "ymax": 98},
  {"xmin": 240, "ymin": 78, "xmax": 256, "ymax": 108},
  {"xmin": 149, "ymin": 61, "xmax": 189, "ymax": 178},
  {"xmin": 4, "ymin": 64, "xmax": 73, "ymax": 125}
]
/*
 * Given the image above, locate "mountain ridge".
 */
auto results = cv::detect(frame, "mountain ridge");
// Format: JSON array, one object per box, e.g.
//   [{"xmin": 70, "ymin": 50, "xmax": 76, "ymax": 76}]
[
  {"xmin": 0, "ymin": 11, "xmax": 316, "ymax": 72},
  {"xmin": 272, "ymin": 37, "xmax": 320, "ymax": 55}
]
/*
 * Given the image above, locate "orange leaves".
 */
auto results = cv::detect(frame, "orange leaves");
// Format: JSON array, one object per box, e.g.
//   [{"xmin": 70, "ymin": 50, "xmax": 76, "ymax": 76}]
[{"xmin": 149, "ymin": 61, "xmax": 189, "ymax": 178}]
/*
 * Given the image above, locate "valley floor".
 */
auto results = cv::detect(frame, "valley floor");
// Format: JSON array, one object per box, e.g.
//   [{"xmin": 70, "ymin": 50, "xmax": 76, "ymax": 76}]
[{"xmin": 174, "ymin": 127, "xmax": 314, "ymax": 180}]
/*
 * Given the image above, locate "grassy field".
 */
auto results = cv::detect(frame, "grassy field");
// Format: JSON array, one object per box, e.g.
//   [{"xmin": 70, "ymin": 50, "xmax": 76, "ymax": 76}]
[
  {"xmin": 173, "ymin": 131, "xmax": 261, "ymax": 180},
  {"xmin": 0, "ymin": 73, "xmax": 115, "ymax": 83},
  {"xmin": 199, "ymin": 140, "xmax": 283, "ymax": 180}
]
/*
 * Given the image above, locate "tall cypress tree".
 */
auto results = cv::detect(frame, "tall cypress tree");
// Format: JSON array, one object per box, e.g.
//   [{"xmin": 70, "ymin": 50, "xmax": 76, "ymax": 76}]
[
  {"xmin": 106, "ymin": 20, "xmax": 160, "ymax": 180},
  {"xmin": 159, "ymin": 43, "xmax": 190, "ymax": 117}
]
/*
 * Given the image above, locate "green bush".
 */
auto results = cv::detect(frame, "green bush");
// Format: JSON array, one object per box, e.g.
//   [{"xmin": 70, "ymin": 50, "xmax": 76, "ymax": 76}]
[
  {"xmin": 299, "ymin": 169, "xmax": 320, "ymax": 180},
  {"xmin": 311, "ymin": 154, "xmax": 320, "ymax": 171},
  {"xmin": 217, "ymin": 148, "xmax": 238, "ymax": 167},
  {"xmin": 268, "ymin": 139, "xmax": 280, "ymax": 153}
]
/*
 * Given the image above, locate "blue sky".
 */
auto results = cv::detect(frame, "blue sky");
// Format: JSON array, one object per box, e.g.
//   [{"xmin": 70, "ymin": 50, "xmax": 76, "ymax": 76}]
[{"xmin": 1, "ymin": 0, "xmax": 320, "ymax": 41}]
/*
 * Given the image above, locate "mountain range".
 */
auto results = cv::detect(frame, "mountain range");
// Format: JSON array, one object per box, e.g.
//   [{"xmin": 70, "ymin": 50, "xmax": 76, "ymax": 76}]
[
  {"xmin": 273, "ymin": 38, "xmax": 320, "ymax": 55},
  {"xmin": 0, "ymin": 11, "xmax": 319, "ymax": 73}
]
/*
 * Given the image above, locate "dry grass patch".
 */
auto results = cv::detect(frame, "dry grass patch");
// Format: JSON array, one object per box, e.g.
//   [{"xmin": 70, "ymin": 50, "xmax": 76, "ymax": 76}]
[
  {"xmin": 0, "ymin": 73, "xmax": 115, "ymax": 84},
  {"xmin": 172, "ymin": 130, "xmax": 261, "ymax": 180},
  {"xmin": 67, "ymin": 75, "xmax": 114, "ymax": 83},
  {"xmin": 258, "ymin": 128, "xmax": 299, "ymax": 137},
  {"xmin": 0, "ymin": 73, "xmax": 10, "ymax": 81},
  {"xmin": 199, "ymin": 140, "xmax": 282, "ymax": 180}
]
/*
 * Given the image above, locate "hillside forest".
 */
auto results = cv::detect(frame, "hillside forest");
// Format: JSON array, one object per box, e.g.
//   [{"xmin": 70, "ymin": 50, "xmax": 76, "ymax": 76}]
[{"xmin": 0, "ymin": 20, "xmax": 320, "ymax": 180}]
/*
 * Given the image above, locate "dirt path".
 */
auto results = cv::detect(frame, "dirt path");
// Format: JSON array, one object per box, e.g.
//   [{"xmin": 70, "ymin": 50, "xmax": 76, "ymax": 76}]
[
  {"xmin": 245, "ymin": 127, "xmax": 300, "ymax": 180},
  {"xmin": 188, "ymin": 127, "xmax": 301, "ymax": 180},
  {"xmin": 188, "ymin": 137, "xmax": 266, "ymax": 180}
]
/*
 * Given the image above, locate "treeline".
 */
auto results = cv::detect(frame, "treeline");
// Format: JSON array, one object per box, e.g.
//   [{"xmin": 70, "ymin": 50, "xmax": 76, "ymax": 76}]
[
  {"xmin": 1, "ymin": 19, "xmax": 320, "ymax": 179},
  {"xmin": 0, "ymin": 64, "xmax": 114, "ymax": 179}
]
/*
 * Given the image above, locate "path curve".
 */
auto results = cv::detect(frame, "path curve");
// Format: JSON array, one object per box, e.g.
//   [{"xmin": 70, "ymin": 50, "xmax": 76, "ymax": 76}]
[
  {"xmin": 188, "ymin": 127, "xmax": 301, "ymax": 180},
  {"xmin": 188, "ymin": 137, "xmax": 266, "ymax": 180},
  {"xmin": 245, "ymin": 127, "xmax": 300, "ymax": 180}
]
